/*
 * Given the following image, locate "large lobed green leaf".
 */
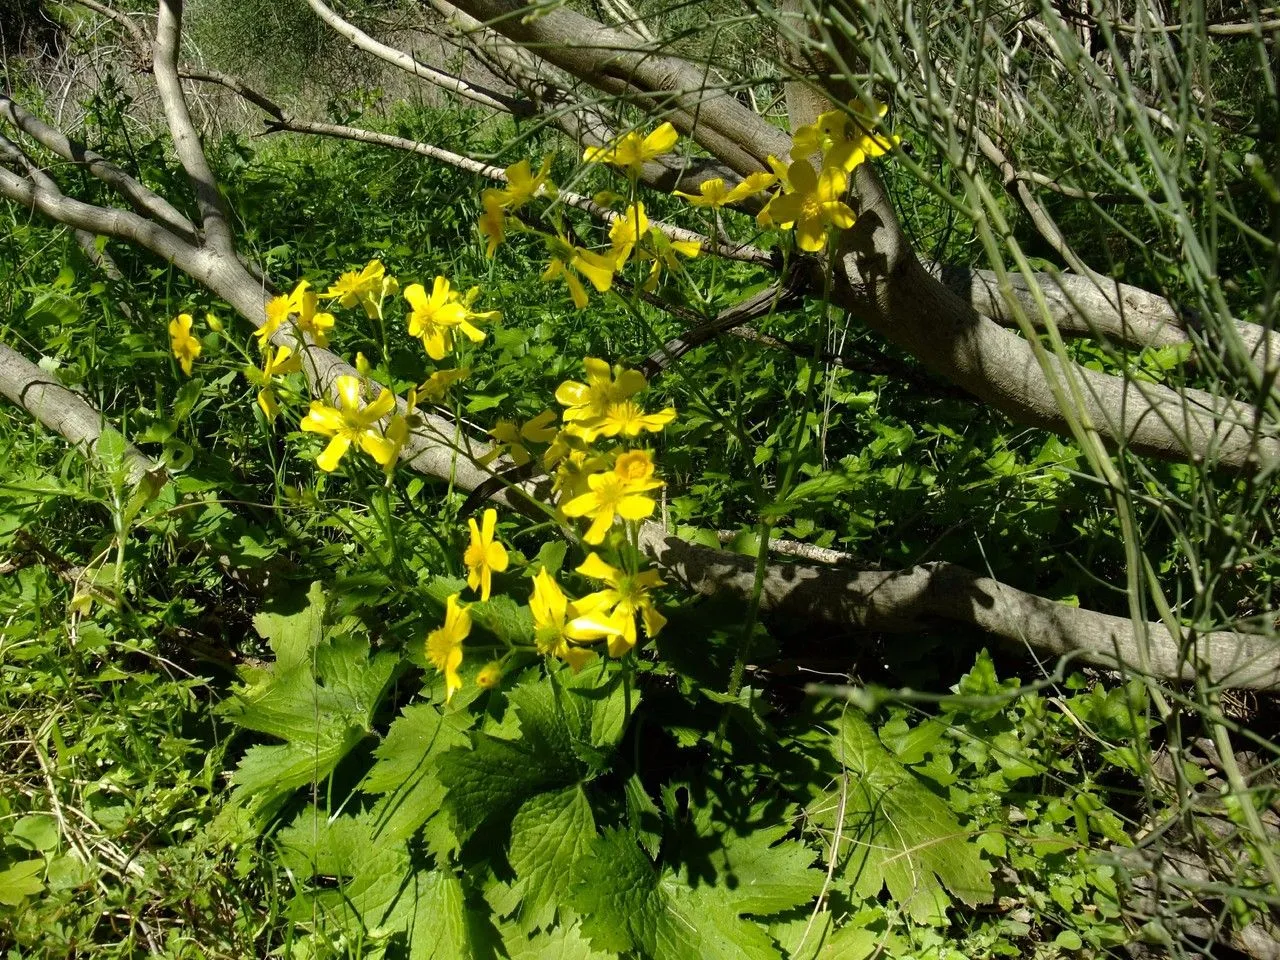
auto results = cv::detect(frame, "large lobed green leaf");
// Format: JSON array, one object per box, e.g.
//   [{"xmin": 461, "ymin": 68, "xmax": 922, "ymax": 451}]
[
  {"xmin": 221, "ymin": 584, "xmax": 397, "ymax": 818},
  {"xmin": 807, "ymin": 711, "xmax": 995, "ymax": 924},
  {"xmin": 570, "ymin": 829, "xmax": 781, "ymax": 960}
]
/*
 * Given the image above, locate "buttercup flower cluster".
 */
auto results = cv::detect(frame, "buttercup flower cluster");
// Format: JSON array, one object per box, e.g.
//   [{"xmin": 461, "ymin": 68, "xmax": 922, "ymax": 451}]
[
  {"xmin": 426, "ymin": 355, "xmax": 675, "ymax": 703},
  {"xmin": 162, "ymin": 102, "xmax": 895, "ymax": 708},
  {"xmin": 474, "ymin": 105, "xmax": 897, "ymax": 297}
]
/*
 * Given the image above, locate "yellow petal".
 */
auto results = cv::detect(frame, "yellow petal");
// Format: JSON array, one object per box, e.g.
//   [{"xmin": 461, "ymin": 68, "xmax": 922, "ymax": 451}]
[
  {"xmin": 573, "ymin": 250, "xmax": 616, "ymax": 293},
  {"xmin": 787, "ymin": 158, "xmax": 818, "ymax": 194},
  {"xmin": 824, "ymin": 201, "xmax": 856, "ymax": 230},
  {"xmin": 576, "ymin": 552, "xmax": 619, "ymax": 582},
  {"xmin": 560, "ymin": 491, "xmax": 597, "ymax": 518},
  {"xmin": 616, "ymin": 494, "xmax": 656, "ymax": 521},
  {"xmin": 583, "ymin": 510, "xmax": 614, "ymax": 544},
  {"xmin": 358, "ymin": 432, "xmax": 398, "ymax": 466},
  {"xmin": 257, "ymin": 387, "xmax": 279, "ymax": 420},
  {"xmin": 335, "ymin": 375, "xmax": 362, "ymax": 411},
  {"xmin": 364, "ymin": 388, "xmax": 397, "ymax": 421},
  {"xmin": 566, "ymin": 273, "xmax": 589, "ymax": 309},
  {"xmin": 403, "ymin": 282, "xmax": 429, "ymax": 312},
  {"xmin": 816, "ymin": 166, "xmax": 848, "ymax": 203},
  {"xmin": 795, "ymin": 216, "xmax": 828, "ymax": 252},
  {"xmin": 301, "ymin": 402, "xmax": 344, "ymax": 435},
  {"xmin": 316, "ymin": 435, "xmax": 352, "ymax": 472},
  {"xmin": 641, "ymin": 121, "xmax": 678, "ymax": 157}
]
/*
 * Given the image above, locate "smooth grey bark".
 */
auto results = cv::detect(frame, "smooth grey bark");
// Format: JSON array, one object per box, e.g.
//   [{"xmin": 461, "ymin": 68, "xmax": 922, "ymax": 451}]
[{"xmin": 0, "ymin": 345, "xmax": 161, "ymax": 485}]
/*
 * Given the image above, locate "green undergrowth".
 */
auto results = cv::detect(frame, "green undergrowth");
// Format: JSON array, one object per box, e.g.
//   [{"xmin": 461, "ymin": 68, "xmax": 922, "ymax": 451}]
[{"xmin": 1, "ymin": 88, "xmax": 1276, "ymax": 958}]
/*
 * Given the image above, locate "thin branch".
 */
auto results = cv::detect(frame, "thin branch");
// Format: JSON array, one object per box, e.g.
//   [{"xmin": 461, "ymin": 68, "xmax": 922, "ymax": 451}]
[
  {"xmin": 303, "ymin": 0, "xmax": 535, "ymax": 116},
  {"xmin": 151, "ymin": 0, "xmax": 235, "ymax": 256},
  {"xmin": 179, "ymin": 66, "xmax": 774, "ymax": 268},
  {"xmin": 65, "ymin": 0, "xmax": 149, "ymax": 48},
  {"xmin": 0, "ymin": 93, "xmax": 199, "ymax": 246},
  {"xmin": 637, "ymin": 272, "xmax": 807, "ymax": 377}
]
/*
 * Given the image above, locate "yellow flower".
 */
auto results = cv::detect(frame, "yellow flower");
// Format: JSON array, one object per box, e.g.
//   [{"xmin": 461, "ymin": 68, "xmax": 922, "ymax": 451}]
[
  {"xmin": 404, "ymin": 277, "xmax": 493, "ymax": 360},
  {"xmin": 480, "ymin": 421, "xmax": 529, "ymax": 467},
  {"xmin": 168, "ymin": 313, "xmax": 201, "ymax": 376},
  {"xmin": 416, "ymin": 366, "xmax": 471, "ymax": 402},
  {"xmin": 608, "ymin": 201, "xmax": 649, "ymax": 268},
  {"xmin": 478, "ymin": 194, "xmax": 506, "ymax": 258},
  {"xmin": 255, "ymin": 292, "xmax": 293, "ymax": 348},
  {"xmin": 639, "ymin": 231, "xmax": 701, "ymax": 293},
  {"xmin": 476, "ymin": 661, "xmax": 503, "ymax": 689},
  {"xmin": 291, "ymin": 281, "xmax": 336, "ymax": 347},
  {"xmin": 496, "ymin": 156, "xmax": 556, "ymax": 209},
  {"xmin": 596, "ymin": 400, "xmax": 676, "ymax": 439},
  {"xmin": 555, "ymin": 357, "xmax": 648, "ymax": 426},
  {"xmin": 426, "ymin": 593, "xmax": 470, "ymax": 703},
  {"xmin": 574, "ymin": 552, "xmax": 666, "ymax": 657},
  {"xmin": 791, "ymin": 108, "xmax": 860, "ymax": 167},
  {"xmin": 541, "ymin": 237, "xmax": 617, "ymax": 310},
  {"xmin": 583, "ymin": 122, "xmax": 679, "ymax": 176},
  {"xmin": 299, "ymin": 374, "xmax": 398, "ymax": 472},
  {"xmin": 383, "ymin": 412, "xmax": 410, "ymax": 471},
  {"xmin": 529, "ymin": 568, "xmax": 619, "ymax": 672},
  {"xmin": 791, "ymin": 103, "xmax": 899, "ymax": 171},
  {"xmin": 550, "ymin": 446, "xmax": 608, "ymax": 502},
  {"xmin": 464, "ymin": 508, "xmax": 509, "ymax": 601},
  {"xmin": 520, "ymin": 409, "xmax": 559, "ymax": 444},
  {"xmin": 323, "ymin": 260, "xmax": 388, "ymax": 318},
  {"xmin": 205, "ymin": 311, "xmax": 224, "ymax": 333},
  {"xmin": 675, "ymin": 178, "xmax": 732, "ymax": 207},
  {"xmin": 256, "ymin": 344, "xmax": 301, "ymax": 420},
  {"xmin": 674, "ymin": 171, "xmax": 778, "ymax": 208},
  {"xmin": 480, "ymin": 411, "xmax": 556, "ymax": 468},
  {"xmin": 561, "ymin": 450, "xmax": 663, "ymax": 544},
  {"xmin": 761, "ymin": 159, "xmax": 856, "ymax": 253}
]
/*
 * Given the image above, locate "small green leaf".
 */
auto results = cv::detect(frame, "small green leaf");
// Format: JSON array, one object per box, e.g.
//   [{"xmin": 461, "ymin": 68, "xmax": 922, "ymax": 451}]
[
  {"xmin": 0, "ymin": 859, "xmax": 45, "ymax": 905},
  {"xmin": 11, "ymin": 813, "xmax": 59, "ymax": 852},
  {"xmin": 94, "ymin": 426, "xmax": 128, "ymax": 480}
]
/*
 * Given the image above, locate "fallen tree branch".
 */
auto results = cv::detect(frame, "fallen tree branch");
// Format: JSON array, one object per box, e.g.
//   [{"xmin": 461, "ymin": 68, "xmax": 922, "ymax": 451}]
[
  {"xmin": 0, "ymin": 93, "xmax": 199, "ymax": 245},
  {"xmin": 6, "ymin": 323, "xmax": 1276, "ymax": 691},
  {"xmin": 0, "ymin": 344, "xmax": 161, "ymax": 486},
  {"xmin": 639, "ymin": 525, "xmax": 1280, "ymax": 690},
  {"xmin": 448, "ymin": 0, "xmax": 792, "ymax": 174},
  {"xmin": 836, "ymin": 165, "xmax": 1280, "ymax": 472}
]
